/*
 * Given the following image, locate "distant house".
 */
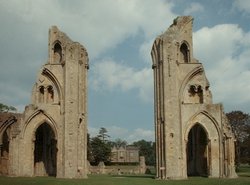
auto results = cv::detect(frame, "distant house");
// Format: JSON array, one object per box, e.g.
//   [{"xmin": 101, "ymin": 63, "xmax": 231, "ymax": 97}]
[{"xmin": 111, "ymin": 145, "xmax": 139, "ymax": 163}]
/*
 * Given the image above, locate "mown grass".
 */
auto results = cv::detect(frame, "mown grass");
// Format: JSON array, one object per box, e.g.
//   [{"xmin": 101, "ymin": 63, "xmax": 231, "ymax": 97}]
[
  {"xmin": 0, "ymin": 167, "xmax": 249, "ymax": 185},
  {"xmin": 237, "ymin": 165, "xmax": 250, "ymax": 178}
]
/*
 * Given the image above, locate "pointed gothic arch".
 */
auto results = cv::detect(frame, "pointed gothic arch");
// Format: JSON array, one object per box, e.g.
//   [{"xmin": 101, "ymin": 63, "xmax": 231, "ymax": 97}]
[
  {"xmin": 42, "ymin": 68, "xmax": 63, "ymax": 106},
  {"xmin": 18, "ymin": 110, "xmax": 58, "ymax": 176},
  {"xmin": 179, "ymin": 66, "xmax": 204, "ymax": 104},
  {"xmin": 21, "ymin": 109, "xmax": 58, "ymax": 140},
  {"xmin": 53, "ymin": 42, "xmax": 62, "ymax": 63},
  {"xmin": 180, "ymin": 42, "xmax": 190, "ymax": 63},
  {"xmin": 34, "ymin": 122, "xmax": 57, "ymax": 176},
  {"xmin": 186, "ymin": 123, "xmax": 209, "ymax": 176},
  {"xmin": 184, "ymin": 111, "xmax": 222, "ymax": 177}
]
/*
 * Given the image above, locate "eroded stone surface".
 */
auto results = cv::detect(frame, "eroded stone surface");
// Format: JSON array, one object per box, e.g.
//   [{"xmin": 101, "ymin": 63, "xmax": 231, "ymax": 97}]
[
  {"xmin": 151, "ymin": 16, "xmax": 237, "ymax": 180},
  {"xmin": 0, "ymin": 26, "xmax": 89, "ymax": 178}
]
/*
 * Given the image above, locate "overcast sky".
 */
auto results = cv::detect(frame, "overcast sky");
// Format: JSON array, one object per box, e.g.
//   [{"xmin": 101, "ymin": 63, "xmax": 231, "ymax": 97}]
[{"xmin": 1, "ymin": 0, "xmax": 250, "ymax": 143}]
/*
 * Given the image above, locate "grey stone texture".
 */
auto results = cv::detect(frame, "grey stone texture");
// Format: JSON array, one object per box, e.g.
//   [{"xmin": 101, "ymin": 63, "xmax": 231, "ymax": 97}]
[{"xmin": 151, "ymin": 16, "xmax": 237, "ymax": 179}]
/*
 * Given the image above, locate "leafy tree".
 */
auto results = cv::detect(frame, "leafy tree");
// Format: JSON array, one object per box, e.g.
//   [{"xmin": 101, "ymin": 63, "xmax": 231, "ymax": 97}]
[
  {"xmin": 226, "ymin": 110, "xmax": 250, "ymax": 166},
  {"xmin": 97, "ymin": 127, "xmax": 110, "ymax": 142},
  {"xmin": 133, "ymin": 139, "xmax": 156, "ymax": 166},
  {"xmin": 110, "ymin": 138, "xmax": 127, "ymax": 148},
  {"xmin": 0, "ymin": 103, "xmax": 17, "ymax": 112},
  {"xmin": 226, "ymin": 111, "xmax": 250, "ymax": 142},
  {"xmin": 87, "ymin": 133, "xmax": 93, "ymax": 162},
  {"xmin": 89, "ymin": 136, "xmax": 111, "ymax": 165},
  {"xmin": 241, "ymin": 133, "xmax": 250, "ymax": 164}
]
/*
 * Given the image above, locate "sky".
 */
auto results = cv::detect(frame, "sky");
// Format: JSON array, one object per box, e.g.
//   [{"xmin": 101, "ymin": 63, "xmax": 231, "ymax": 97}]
[{"xmin": 1, "ymin": 0, "xmax": 250, "ymax": 143}]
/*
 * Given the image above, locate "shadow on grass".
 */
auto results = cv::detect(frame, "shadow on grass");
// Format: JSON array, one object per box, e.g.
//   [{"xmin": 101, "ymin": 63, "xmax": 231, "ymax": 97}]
[{"xmin": 239, "ymin": 174, "xmax": 250, "ymax": 177}]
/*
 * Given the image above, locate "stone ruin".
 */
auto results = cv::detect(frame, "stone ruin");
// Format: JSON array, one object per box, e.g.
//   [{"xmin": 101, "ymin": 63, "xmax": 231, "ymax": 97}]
[
  {"xmin": 0, "ymin": 26, "xmax": 89, "ymax": 178},
  {"xmin": 0, "ymin": 16, "xmax": 237, "ymax": 180},
  {"xmin": 88, "ymin": 156, "xmax": 147, "ymax": 175},
  {"xmin": 151, "ymin": 16, "xmax": 237, "ymax": 179}
]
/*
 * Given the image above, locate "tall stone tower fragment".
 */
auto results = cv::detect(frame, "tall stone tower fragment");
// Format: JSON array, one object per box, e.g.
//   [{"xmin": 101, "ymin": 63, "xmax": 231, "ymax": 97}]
[
  {"xmin": 5, "ymin": 26, "xmax": 89, "ymax": 178},
  {"xmin": 151, "ymin": 16, "xmax": 237, "ymax": 179}
]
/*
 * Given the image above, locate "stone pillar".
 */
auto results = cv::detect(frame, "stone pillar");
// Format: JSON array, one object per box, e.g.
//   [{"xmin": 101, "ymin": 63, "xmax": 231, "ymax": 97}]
[
  {"xmin": 139, "ymin": 156, "xmax": 146, "ymax": 174},
  {"xmin": 98, "ymin": 162, "xmax": 106, "ymax": 174}
]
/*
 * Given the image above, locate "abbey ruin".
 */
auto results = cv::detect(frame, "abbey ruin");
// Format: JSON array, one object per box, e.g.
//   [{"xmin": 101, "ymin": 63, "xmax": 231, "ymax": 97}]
[
  {"xmin": 0, "ymin": 16, "xmax": 237, "ymax": 180},
  {"xmin": 0, "ymin": 26, "xmax": 89, "ymax": 178},
  {"xmin": 151, "ymin": 16, "xmax": 237, "ymax": 179}
]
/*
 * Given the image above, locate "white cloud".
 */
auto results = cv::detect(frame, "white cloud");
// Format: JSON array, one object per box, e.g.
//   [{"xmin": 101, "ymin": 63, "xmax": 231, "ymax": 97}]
[
  {"xmin": 0, "ymin": 0, "xmax": 176, "ymax": 58},
  {"xmin": 88, "ymin": 125, "xmax": 154, "ymax": 143},
  {"xmin": 193, "ymin": 24, "xmax": 250, "ymax": 108},
  {"xmin": 194, "ymin": 24, "xmax": 244, "ymax": 62},
  {"xmin": 90, "ymin": 59, "xmax": 153, "ymax": 103},
  {"xmin": 184, "ymin": 2, "xmax": 204, "ymax": 15},
  {"xmin": 0, "ymin": 0, "xmax": 175, "ymax": 110}
]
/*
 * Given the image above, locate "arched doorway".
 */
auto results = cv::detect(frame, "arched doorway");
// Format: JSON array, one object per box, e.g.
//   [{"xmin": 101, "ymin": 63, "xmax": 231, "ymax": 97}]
[
  {"xmin": 187, "ymin": 124, "xmax": 209, "ymax": 176},
  {"xmin": 0, "ymin": 129, "xmax": 10, "ymax": 175},
  {"xmin": 34, "ymin": 123, "xmax": 57, "ymax": 176}
]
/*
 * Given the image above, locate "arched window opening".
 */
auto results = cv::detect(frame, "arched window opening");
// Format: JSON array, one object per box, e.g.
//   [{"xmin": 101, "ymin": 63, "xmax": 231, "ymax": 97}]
[
  {"xmin": 39, "ymin": 86, "xmax": 45, "ymax": 103},
  {"xmin": 34, "ymin": 123, "xmax": 57, "ymax": 176},
  {"xmin": 1, "ymin": 130, "xmax": 9, "ymax": 158},
  {"xmin": 188, "ymin": 85, "xmax": 203, "ymax": 103},
  {"xmin": 47, "ymin": 86, "xmax": 54, "ymax": 103},
  {"xmin": 187, "ymin": 124, "xmax": 209, "ymax": 177},
  {"xmin": 180, "ymin": 43, "xmax": 189, "ymax": 63},
  {"xmin": 53, "ymin": 43, "xmax": 62, "ymax": 63}
]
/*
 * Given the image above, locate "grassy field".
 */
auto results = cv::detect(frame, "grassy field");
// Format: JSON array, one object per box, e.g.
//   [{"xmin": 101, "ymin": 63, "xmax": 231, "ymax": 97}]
[{"xmin": 0, "ymin": 167, "xmax": 249, "ymax": 185}]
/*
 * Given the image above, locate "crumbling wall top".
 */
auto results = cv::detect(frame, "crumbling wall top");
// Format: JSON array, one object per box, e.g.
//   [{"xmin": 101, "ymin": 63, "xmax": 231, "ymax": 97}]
[
  {"xmin": 157, "ymin": 16, "xmax": 193, "ymax": 42},
  {"xmin": 170, "ymin": 16, "xmax": 193, "ymax": 29}
]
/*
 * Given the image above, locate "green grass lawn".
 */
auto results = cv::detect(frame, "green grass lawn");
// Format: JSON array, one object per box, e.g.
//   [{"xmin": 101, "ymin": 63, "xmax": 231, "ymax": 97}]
[{"xmin": 0, "ymin": 167, "xmax": 249, "ymax": 185}]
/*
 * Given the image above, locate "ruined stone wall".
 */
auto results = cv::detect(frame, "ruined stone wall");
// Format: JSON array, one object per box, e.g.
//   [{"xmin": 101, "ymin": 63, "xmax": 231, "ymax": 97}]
[
  {"xmin": 152, "ymin": 16, "xmax": 237, "ymax": 180},
  {"xmin": 6, "ymin": 26, "xmax": 89, "ymax": 178}
]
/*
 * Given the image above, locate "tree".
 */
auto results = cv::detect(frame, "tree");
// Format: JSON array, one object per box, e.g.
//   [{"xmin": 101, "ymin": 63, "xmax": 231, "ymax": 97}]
[
  {"xmin": 226, "ymin": 111, "xmax": 250, "ymax": 142},
  {"xmin": 87, "ymin": 133, "xmax": 93, "ymax": 162},
  {"xmin": 97, "ymin": 127, "xmax": 110, "ymax": 142},
  {"xmin": 133, "ymin": 140, "xmax": 156, "ymax": 166},
  {"xmin": 88, "ymin": 127, "xmax": 112, "ymax": 165},
  {"xmin": 110, "ymin": 138, "xmax": 127, "ymax": 148},
  {"xmin": 89, "ymin": 137, "xmax": 112, "ymax": 165},
  {"xmin": 241, "ymin": 132, "xmax": 250, "ymax": 164},
  {"xmin": 0, "ymin": 103, "xmax": 17, "ymax": 112},
  {"xmin": 226, "ymin": 110, "xmax": 250, "ymax": 166}
]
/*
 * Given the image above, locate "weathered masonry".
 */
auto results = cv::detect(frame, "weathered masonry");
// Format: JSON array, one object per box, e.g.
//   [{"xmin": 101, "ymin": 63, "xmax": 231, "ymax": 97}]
[
  {"xmin": 0, "ymin": 26, "xmax": 89, "ymax": 178},
  {"xmin": 151, "ymin": 16, "xmax": 237, "ymax": 179}
]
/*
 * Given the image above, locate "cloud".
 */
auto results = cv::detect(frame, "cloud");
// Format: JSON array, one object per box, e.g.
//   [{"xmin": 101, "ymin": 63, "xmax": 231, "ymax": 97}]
[
  {"xmin": 0, "ymin": 0, "xmax": 176, "ymax": 58},
  {"xmin": 88, "ymin": 125, "xmax": 154, "ymax": 143},
  {"xmin": 194, "ymin": 24, "xmax": 244, "ymax": 63},
  {"xmin": 233, "ymin": 0, "xmax": 250, "ymax": 14},
  {"xmin": 0, "ymin": 0, "xmax": 176, "ymax": 111},
  {"xmin": 139, "ymin": 39, "xmax": 155, "ymax": 64},
  {"xmin": 127, "ymin": 128, "xmax": 154, "ymax": 143},
  {"xmin": 90, "ymin": 58, "xmax": 153, "ymax": 103},
  {"xmin": 193, "ymin": 24, "xmax": 250, "ymax": 110},
  {"xmin": 184, "ymin": 2, "xmax": 204, "ymax": 15}
]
